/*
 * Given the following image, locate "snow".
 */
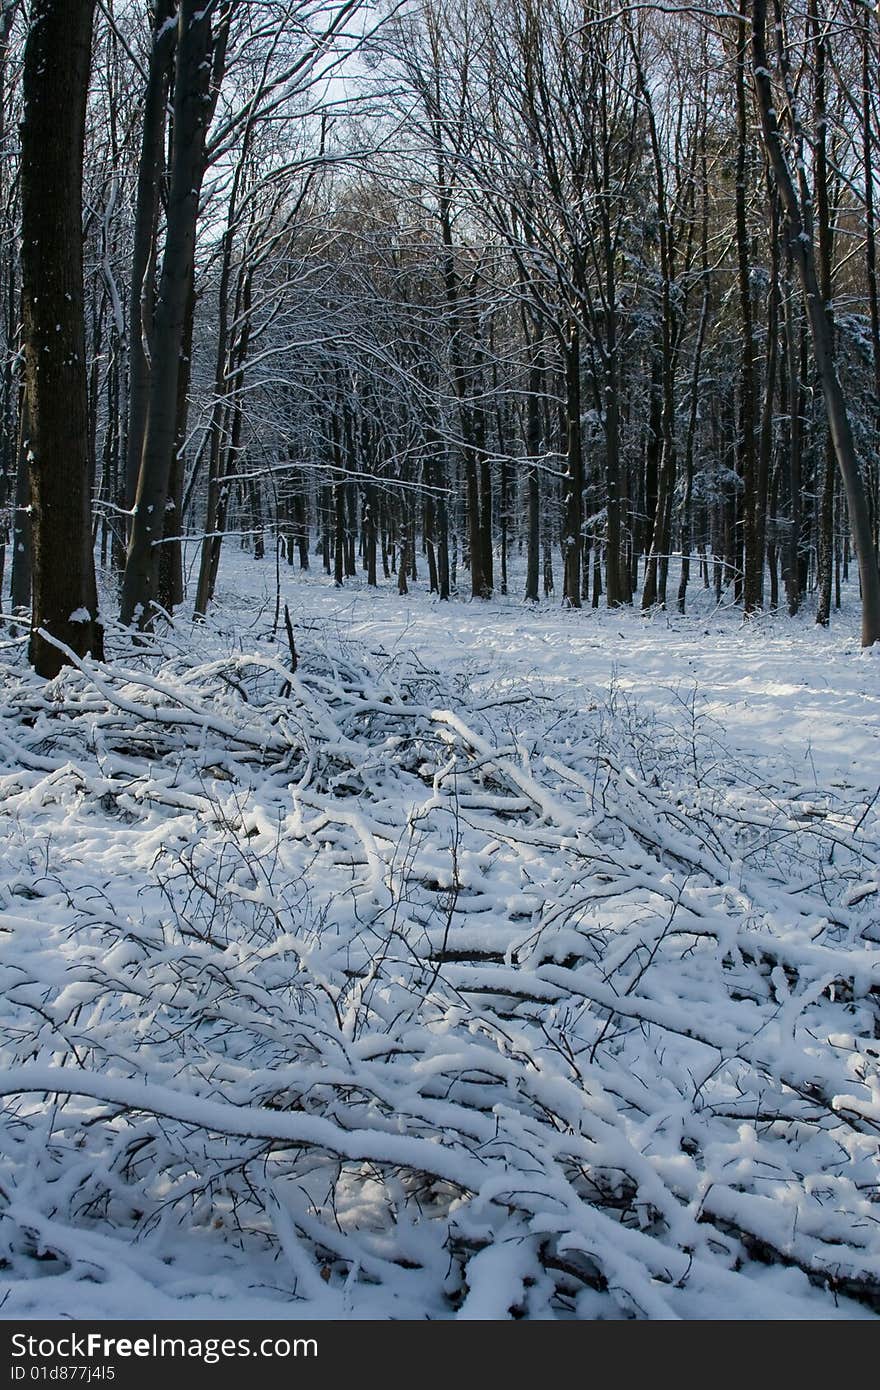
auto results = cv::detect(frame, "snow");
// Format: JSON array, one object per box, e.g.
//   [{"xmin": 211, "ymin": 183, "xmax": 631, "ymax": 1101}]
[{"xmin": 0, "ymin": 550, "xmax": 878, "ymax": 1321}]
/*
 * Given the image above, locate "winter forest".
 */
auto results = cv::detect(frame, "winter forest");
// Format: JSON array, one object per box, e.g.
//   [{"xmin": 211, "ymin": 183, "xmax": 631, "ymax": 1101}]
[{"xmin": 0, "ymin": 0, "xmax": 879, "ymax": 1322}]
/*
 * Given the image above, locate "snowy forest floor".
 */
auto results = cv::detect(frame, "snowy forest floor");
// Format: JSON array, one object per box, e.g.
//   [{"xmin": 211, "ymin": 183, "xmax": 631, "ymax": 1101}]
[{"xmin": 1, "ymin": 550, "xmax": 879, "ymax": 1320}]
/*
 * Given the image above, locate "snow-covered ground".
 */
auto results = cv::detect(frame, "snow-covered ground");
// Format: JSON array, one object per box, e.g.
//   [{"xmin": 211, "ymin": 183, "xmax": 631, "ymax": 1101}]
[{"xmin": 0, "ymin": 549, "xmax": 878, "ymax": 1320}]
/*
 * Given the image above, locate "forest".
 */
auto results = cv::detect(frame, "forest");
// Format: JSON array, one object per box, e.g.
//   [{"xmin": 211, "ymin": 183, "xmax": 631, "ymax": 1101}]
[{"xmin": 0, "ymin": 0, "xmax": 879, "ymax": 1322}]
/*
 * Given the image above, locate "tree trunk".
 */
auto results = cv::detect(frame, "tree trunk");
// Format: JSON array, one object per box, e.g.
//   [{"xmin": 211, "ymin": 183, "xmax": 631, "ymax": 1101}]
[
  {"xmin": 679, "ymin": 124, "xmax": 711, "ymax": 615},
  {"xmin": 735, "ymin": 15, "xmax": 761, "ymax": 615},
  {"xmin": 120, "ymin": 0, "xmax": 215, "ymax": 629},
  {"xmin": 751, "ymin": 0, "xmax": 880, "ymax": 647},
  {"xmin": 809, "ymin": 0, "xmax": 834, "ymax": 630},
  {"xmin": 561, "ymin": 324, "xmax": 582, "ymax": 607},
  {"xmin": 21, "ymin": 0, "xmax": 103, "ymax": 676},
  {"xmin": 124, "ymin": 0, "xmax": 176, "ymax": 520},
  {"xmin": 158, "ymin": 276, "xmax": 195, "ymax": 613},
  {"xmin": 525, "ymin": 362, "xmax": 541, "ymax": 602},
  {"xmin": 435, "ymin": 456, "xmax": 450, "ymax": 599},
  {"xmin": 10, "ymin": 392, "xmax": 31, "ymax": 613}
]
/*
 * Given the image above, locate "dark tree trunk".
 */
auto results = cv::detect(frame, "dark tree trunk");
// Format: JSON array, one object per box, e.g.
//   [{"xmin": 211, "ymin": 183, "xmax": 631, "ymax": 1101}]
[
  {"xmin": 479, "ymin": 455, "xmax": 493, "ymax": 593},
  {"xmin": 124, "ymin": 0, "xmax": 176, "ymax": 519},
  {"xmin": 120, "ymin": 0, "xmax": 216, "ymax": 629},
  {"xmin": 424, "ymin": 490, "xmax": 439, "ymax": 593},
  {"xmin": 321, "ymin": 484, "xmax": 331, "ymax": 574},
  {"xmin": 861, "ymin": 15, "xmax": 880, "ymax": 401},
  {"xmin": 810, "ymin": 0, "xmax": 834, "ymax": 631},
  {"xmin": 768, "ymin": 451, "xmax": 782, "ymax": 609},
  {"xmin": 195, "ymin": 266, "xmax": 251, "ymax": 617},
  {"xmin": 561, "ymin": 324, "xmax": 582, "ymax": 607},
  {"xmin": 193, "ymin": 215, "xmax": 241, "ymax": 619},
  {"xmin": 363, "ymin": 484, "xmax": 377, "ymax": 587},
  {"xmin": 158, "ymin": 275, "xmax": 195, "ymax": 613},
  {"xmin": 435, "ymin": 457, "xmax": 450, "ymax": 599},
  {"xmin": 11, "ymin": 393, "xmax": 31, "ymax": 613},
  {"xmin": 781, "ymin": 271, "xmax": 805, "ymax": 616},
  {"xmin": 345, "ymin": 473, "xmax": 357, "ymax": 578},
  {"xmin": 679, "ymin": 128, "xmax": 711, "ymax": 615},
  {"xmin": 464, "ymin": 453, "xmax": 484, "ymax": 597},
  {"xmin": 294, "ymin": 479, "xmax": 309, "ymax": 570},
  {"xmin": 525, "ymin": 361, "xmax": 541, "ymax": 603},
  {"xmin": 636, "ymin": 40, "xmax": 683, "ymax": 615},
  {"xmin": 21, "ymin": 0, "xmax": 103, "ymax": 676},
  {"xmin": 436, "ymin": 161, "xmax": 487, "ymax": 599},
  {"xmin": 333, "ymin": 477, "xmax": 345, "ymax": 588},
  {"xmin": 499, "ymin": 455, "xmax": 508, "ymax": 596},
  {"xmin": 0, "ymin": 0, "xmax": 17, "ymax": 592},
  {"xmin": 398, "ymin": 509, "xmax": 409, "ymax": 595},
  {"xmin": 603, "ymin": 333, "xmax": 627, "ymax": 606},
  {"xmin": 755, "ymin": 180, "xmax": 780, "ymax": 616},
  {"xmin": 518, "ymin": 296, "xmax": 543, "ymax": 604},
  {"xmin": 736, "ymin": 15, "xmax": 761, "ymax": 615},
  {"xmin": 643, "ymin": 354, "xmax": 662, "ymax": 582}
]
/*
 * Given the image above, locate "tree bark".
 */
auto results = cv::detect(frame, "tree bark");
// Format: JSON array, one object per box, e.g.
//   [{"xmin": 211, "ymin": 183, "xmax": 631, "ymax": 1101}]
[
  {"xmin": 10, "ymin": 390, "xmax": 31, "ymax": 613},
  {"xmin": 21, "ymin": 0, "xmax": 103, "ymax": 676}
]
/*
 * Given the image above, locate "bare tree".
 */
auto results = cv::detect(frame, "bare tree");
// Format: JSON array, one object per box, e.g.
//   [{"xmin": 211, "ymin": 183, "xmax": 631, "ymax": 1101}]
[
  {"xmin": 120, "ymin": 0, "xmax": 227, "ymax": 629},
  {"xmin": 751, "ymin": 0, "xmax": 880, "ymax": 646}
]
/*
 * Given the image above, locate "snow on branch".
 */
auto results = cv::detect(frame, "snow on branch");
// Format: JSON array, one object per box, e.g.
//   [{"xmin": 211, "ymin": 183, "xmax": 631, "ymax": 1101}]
[{"xmin": 0, "ymin": 616, "xmax": 878, "ymax": 1318}]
